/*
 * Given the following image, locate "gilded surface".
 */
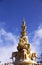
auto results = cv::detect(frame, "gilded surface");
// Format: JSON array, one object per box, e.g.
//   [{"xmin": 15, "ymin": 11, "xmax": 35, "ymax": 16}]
[{"xmin": 12, "ymin": 21, "xmax": 37, "ymax": 65}]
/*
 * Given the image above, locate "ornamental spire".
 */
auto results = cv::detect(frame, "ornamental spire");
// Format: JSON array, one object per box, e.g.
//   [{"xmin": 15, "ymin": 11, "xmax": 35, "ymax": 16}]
[
  {"xmin": 21, "ymin": 20, "xmax": 27, "ymax": 37},
  {"xmin": 17, "ymin": 20, "xmax": 30, "ymax": 51}
]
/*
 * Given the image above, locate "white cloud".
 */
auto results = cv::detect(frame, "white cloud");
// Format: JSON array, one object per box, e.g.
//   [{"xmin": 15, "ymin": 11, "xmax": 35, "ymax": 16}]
[
  {"xmin": 0, "ymin": 29, "xmax": 18, "ymax": 46},
  {"xmin": 0, "ymin": 28, "xmax": 18, "ymax": 64},
  {"xmin": 30, "ymin": 25, "xmax": 42, "ymax": 55}
]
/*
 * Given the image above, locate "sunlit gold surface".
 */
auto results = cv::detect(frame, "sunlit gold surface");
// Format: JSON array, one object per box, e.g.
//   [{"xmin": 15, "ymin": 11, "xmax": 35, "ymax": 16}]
[{"xmin": 12, "ymin": 21, "xmax": 37, "ymax": 65}]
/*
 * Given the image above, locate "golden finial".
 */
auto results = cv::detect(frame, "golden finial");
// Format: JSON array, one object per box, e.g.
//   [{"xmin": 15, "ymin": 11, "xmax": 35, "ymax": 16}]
[
  {"xmin": 22, "ymin": 20, "xmax": 26, "ymax": 26},
  {"xmin": 21, "ymin": 20, "xmax": 27, "ymax": 36}
]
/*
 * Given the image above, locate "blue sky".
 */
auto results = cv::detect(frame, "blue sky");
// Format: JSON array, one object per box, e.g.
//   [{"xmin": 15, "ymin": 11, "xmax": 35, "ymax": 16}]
[
  {"xmin": 0, "ymin": 0, "xmax": 42, "ymax": 33},
  {"xmin": 0, "ymin": 0, "xmax": 42, "ymax": 63}
]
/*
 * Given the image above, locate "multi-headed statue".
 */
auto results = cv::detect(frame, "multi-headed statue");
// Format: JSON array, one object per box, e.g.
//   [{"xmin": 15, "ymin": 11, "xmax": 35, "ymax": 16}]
[{"xmin": 12, "ymin": 20, "xmax": 37, "ymax": 65}]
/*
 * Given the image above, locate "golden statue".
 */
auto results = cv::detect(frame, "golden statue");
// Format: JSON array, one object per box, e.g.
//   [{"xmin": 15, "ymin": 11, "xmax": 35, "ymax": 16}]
[{"xmin": 11, "ymin": 20, "xmax": 37, "ymax": 65}]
